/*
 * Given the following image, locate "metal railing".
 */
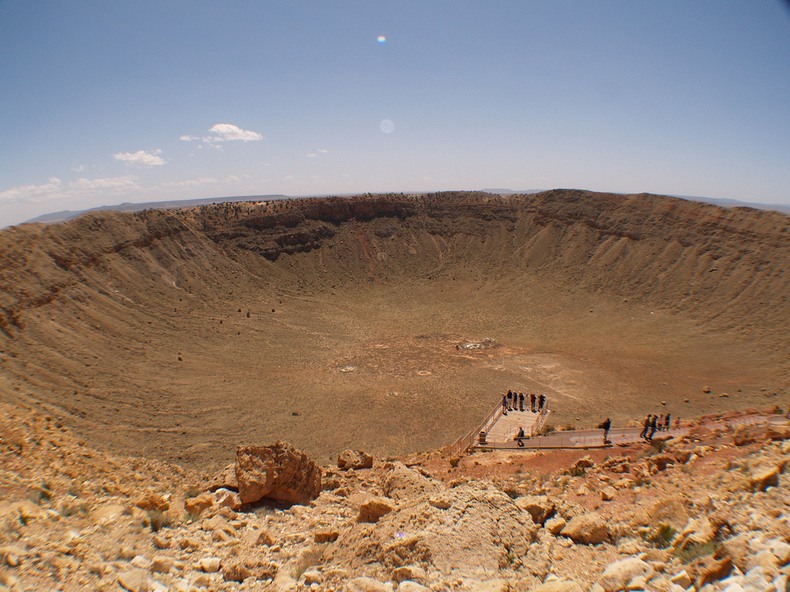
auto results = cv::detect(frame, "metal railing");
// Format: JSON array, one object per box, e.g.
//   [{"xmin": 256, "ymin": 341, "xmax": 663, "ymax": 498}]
[{"xmin": 447, "ymin": 402, "xmax": 504, "ymax": 458}]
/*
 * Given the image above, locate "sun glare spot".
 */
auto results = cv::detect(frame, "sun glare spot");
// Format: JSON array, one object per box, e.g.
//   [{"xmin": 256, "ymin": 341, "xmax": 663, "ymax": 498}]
[
  {"xmin": 379, "ymin": 119, "xmax": 395, "ymax": 134},
  {"xmin": 377, "ymin": 35, "xmax": 386, "ymax": 44}
]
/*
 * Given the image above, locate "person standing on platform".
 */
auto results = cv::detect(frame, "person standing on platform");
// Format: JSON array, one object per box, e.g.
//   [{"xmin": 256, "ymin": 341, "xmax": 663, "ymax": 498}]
[
  {"xmin": 519, "ymin": 392, "xmax": 525, "ymax": 411},
  {"xmin": 530, "ymin": 393, "xmax": 536, "ymax": 412},
  {"xmin": 600, "ymin": 418, "xmax": 611, "ymax": 444},
  {"xmin": 640, "ymin": 415, "xmax": 651, "ymax": 440},
  {"xmin": 538, "ymin": 394, "xmax": 546, "ymax": 411}
]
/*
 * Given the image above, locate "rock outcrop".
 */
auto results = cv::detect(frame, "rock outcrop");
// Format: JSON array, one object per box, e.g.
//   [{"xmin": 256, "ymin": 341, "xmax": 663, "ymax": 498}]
[{"xmin": 235, "ymin": 441, "xmax": 322, "ymax": 505}]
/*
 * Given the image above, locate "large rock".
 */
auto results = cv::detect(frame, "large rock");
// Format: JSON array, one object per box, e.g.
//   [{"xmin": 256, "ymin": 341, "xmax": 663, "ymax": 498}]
[
  {"xmin": 236, "ymin": 441, "xmax": 322, "ymax": 505},
  {"xmin": 324, "ymin": 481, "xmax": 538, "ymax": 580},
  {"xmin": 749, "ymin": 464, "xmax": 780, "ymax": 492},
  {"xmin": 338, "ymin": 449, "xmax": 374, "ymax": 470},
  {"xmin": 598, "ymin": 557, "xmax": 653, "ymax": 592},
  {"xmin": 560, "ymin": 513, "xmax": 609, "ymax": 545},
  {"xmin": 515, "ymin": 495, "xmax": 555, "ymax": 525},
  {"xmin": 358, "ymin": 496, "xmax": 396, "ymax": 523}
]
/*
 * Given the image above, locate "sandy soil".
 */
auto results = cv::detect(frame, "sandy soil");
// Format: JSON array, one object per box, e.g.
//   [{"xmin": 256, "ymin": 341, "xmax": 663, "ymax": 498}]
[{"xmin": 0, "ymin": 191, "xmax": 787, "ymax": 469}]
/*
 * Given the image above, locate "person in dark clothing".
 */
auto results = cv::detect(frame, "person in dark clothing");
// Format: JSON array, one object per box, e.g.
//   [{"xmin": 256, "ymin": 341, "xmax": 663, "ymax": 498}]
[
  {"xmin": 664, "ymin": 414, "xmax": 671, "ymax": 432},
  {"xmin": 530, "ymin": 393, "xmax": 536, "ymax": 412},
  {"xmin": 647, "ymin": 414, "xmax": 658, "ymax": 441},
  {"xmin": 639, "ymin": 415, "xmax": 651, "ymax": 440},
  {"xmin": 538, "ymin": 394, "xmax": 546, "ymax": 411},
  {"xmin": 518, "ymin": 392, "xmax": 525, "ymax": 411},
  {"xmin": 600, "ymin": 418, "xmax": 611, "ymax": 444},
  {"xmin": 502, "ymin": 394, "xmax": 508, "ymax": 415}
]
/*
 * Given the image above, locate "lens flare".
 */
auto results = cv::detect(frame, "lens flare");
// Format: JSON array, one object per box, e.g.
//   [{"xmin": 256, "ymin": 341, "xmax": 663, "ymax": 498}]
[
  {"xmin": 379, "ymin": 119, "xmax": 394, "ymax": 134},
  {"xmin": 377, "ymin": 35, "xmax": 386, "ymax": 44}
]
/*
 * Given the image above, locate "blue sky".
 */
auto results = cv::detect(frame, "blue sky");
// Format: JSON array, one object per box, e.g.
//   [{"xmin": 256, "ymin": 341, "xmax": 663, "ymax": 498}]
[{"xmin": 1, "ymin": 1, "xmax": 788, "ymax": 227}]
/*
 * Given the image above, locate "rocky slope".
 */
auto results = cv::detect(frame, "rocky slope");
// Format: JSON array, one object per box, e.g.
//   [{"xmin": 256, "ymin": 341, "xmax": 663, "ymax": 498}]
[
  {"xmin": 0, "ymin": 402, "xmax": 788, "ymax": 591},
  {"xmin": 0, "ymin": 191, "xmax": 787, "ymax": 468}
]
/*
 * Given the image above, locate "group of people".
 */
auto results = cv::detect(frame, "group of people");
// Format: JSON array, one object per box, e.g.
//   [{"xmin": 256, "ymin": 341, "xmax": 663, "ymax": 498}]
[
  {"xmin": 639, "ymin": 413, "xmax": 678, "ymax": 442},
  {"xmin": 502, "ymin": 389, "xmax": 547, "ymax": 415}
]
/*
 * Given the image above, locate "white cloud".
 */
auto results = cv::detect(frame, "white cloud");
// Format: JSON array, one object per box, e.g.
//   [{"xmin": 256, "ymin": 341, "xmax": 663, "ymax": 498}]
[
  {"xmin": 307, "ymin": 149, "xmax": 329, "ymax": 158},
  {"xmin": 72, "ymin": 176, "xmax": 138, "ymax": 191},
  {"xmin": 180, "ymin": 123, "xmax": 264, "ymax": 144},
  {"xmin": 208, "ymin": 123, "xmax": 262, "ymax": 142},
  {"xmin": 0, "ymin": 177, "xmax": 63, "ymax": 204},
  {"xmin": 113, "ymin": 149, "xmax": 166, "ymax": 166},
  {"xmin": 161, "ymin": 177, "xmax": 218, "ymax": 188},
  {"xmin": 71, "ymin": 164, "xmax": 85, "ymax": 173}
]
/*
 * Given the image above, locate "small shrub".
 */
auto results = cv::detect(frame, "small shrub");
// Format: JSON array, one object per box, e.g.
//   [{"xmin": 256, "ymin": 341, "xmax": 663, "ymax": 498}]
[
  {"xmin": 649, "ymin": 524, "xmax": 676, "ymax": 549},
  {"xmin": 147, "ymin": 510, "xmax": 171, "ymax": 532},
  {"xmin": 676, "ymin": 541, "xmax": 718, "ymax": 564},
  {"xmin": 185, "ymin": 487, "xmax": 201, "ymax": 499}
]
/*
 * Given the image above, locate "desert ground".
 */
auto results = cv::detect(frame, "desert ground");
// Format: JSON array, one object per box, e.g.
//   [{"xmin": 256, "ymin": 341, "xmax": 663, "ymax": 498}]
[
  {"xmin": 0, "ymin": 190, "xmax": 787, "ymax": 468},
  {"xmin": 0, "ymin": 190, "xmax": 789, "ymax": 591}
]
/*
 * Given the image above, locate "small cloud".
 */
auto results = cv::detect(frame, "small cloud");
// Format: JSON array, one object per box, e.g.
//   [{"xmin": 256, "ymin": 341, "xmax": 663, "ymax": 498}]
[
  {"xmin": 72, "ymin": 176, "xmax": 138, "ymax": 191},
  {"xmin": 161, "ymin": 177, "xmax": 217, "ymax": 188},
  {"xmin": 0, "ymin": 177, "xmax": 63, "ymax": 204},
  {"xmin": 113, "ymin": 149, "xmax": 166, "ymax": 166},
  {"xmin": 307, "ymin": 148, "xmax": 329, "ymax": 158},
  {"xmin": 71, "ymin": 164, "xmax": 85, "ymax": 173},
  {"xmin": 208, "ymin": 123, "xmax": 262, "ymax": 142},
  {"xmin": 180, "ymin": 123, "xmax": 263, "ymax": 144}
]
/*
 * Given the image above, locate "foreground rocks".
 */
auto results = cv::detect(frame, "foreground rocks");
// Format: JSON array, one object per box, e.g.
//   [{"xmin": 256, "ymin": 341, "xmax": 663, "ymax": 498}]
[{"xmin": 0, "ymin": 402, "xmax": 788, "ymax": 591}]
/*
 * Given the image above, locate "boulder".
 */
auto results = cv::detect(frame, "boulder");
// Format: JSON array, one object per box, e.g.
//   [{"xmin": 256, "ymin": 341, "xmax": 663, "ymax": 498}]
[
  {"xmin": 560, "ymin": 513, "xmax": 609, "ymax": 545},
  {"xmin": 598, "ymin": 557, "xmax": 653, "ymax": 592},
  {"xmin": 695, "ymin": 555, "xmax": 733, "ymax": 588},
  {"xmin": 534, "ymin": 578, "xmax": 584, "ymax": 592},
  {"xmin": 515, "ymin": 495, "xmax": 555, "ymax": 525},
  {"xmin": 750, "ymin": 464, "xmax": 780, "ymax": 492},
  {"xmin": 382, "ymin": 462, "xmax": 442, "ymax": 501},
  {"xmin": 184, "ymin": 493, "xmax": 214, "ymax": 516},
  {"xmin": 765, "ymin": 423, "xmax": 790, "ymax": 441},
  {"xmin": 117, "ymin": 569, "xmax": 149, "ymax": 592},
  {"xmin": 358, "ymin": 496, "xmax": 396, "ymax": 523},
  {"xmin": 600, "ymin": 486, "xmax": 616, "ymax": 501},
  {"xmin": 236, "ymin": 441, "xmax": 322, "ymax": 505},
  {"xmin": 133, "ymin": 492, "xmax": 169, "ymax": 512},
  {"xmin": 338, "ymin": 449, "xmax": 374, "ymax": 470},
  {"xmin": 208, "ymin": 462, "xmax": 238, "ymax": 492},
  {"xmin": 214, "ymin": 488, "xmax": 242, "ymax": 510}
]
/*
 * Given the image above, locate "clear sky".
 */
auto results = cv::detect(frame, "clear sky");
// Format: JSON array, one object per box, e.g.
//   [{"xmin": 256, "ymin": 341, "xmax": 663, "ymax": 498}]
[{"xmin": 1, "ymin": 1, "xmax": 788, "ymax": 227}]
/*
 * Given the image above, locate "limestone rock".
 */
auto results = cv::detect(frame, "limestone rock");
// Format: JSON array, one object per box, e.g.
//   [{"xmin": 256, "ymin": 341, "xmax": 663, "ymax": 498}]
[
  {"xmin": 358, "ymin": 496, "xmax": 396, "ymax": 523},
  {"xmin": 392, "ymin": 565, "xmax": 428, "ymax": 583},
  {"xmin": 214, "ymin": 487, "xmax": 242, "ymax": 510},
  {"xmin": 765, "ymin": 423, "xmax": 790, "ymax": 441},
  {"xmin": 338, "ymin": 449, "xmax": 374, "ymax": 470},
  {"xmin": 398, "ymin": 582, "xmax": 432, "ymax": 592},
  {"xmin": 348, "ymin": 576, "xmax": 394, "ymax": 592},
  {"xmin": 534, "ymin": 578, "xmax": 584, "ymax": 592},
  {"xmin": 570, "ymin": 456, "xmax": 595, "ymax": 473},
  {"xmin": 515, "ymin": 495, "xmax": 555, "ymax": 525},
  {"xmin": 236, "ymin": 441, "xmax": 322, "ymax": 505},
  {"xmin": 117, "ymin": 568, "xmax": 149, "ymax": 592},
  {"xmin": 695, "ymin": 555, "xmax": 733, "ymax": 588},
  {"xmin": 134, "ymin": 492, "xmax": 169, "ymax": 512},
  {"xmin": 545, "ymin": 516, "xmax": 567, "ymax": 535},
  {"xmin": 207, "ymin": 462, "xmax": 238, "ymax": 491},
  {"xmin": 598, "ymin": 557, "xmax": 653, "ymax": 592},
  {"xmin": 600, "ymin": 486, "xmax": 616, "ymax": 501},
  {"xmin": 199, "ymin": 556, "xmax": 221, "ymax": 573},
  {"xmin": 648, "ymin": 497, "xmax": 689, "ymax": 531},
  {"xmin": 560, "ymin": 513, "xmax": 609, "ymax": 545},
  {"xmin": 222, "ymin": 559, "xmax": 252, "ymax": 582},
  {"xmin": 184, "ymin": 492, "xmax": 214, "ymax": 516},
  {"xmin": 151, "ymin": 555, "xmax": 173, "ymax": 574},
  {"xmin": 750, "ymin": 464, "xmax": 780, "ymax": 492},
  {"xmin": 382, "ymin": 462, "xmax": 442, "ymax": 501}
]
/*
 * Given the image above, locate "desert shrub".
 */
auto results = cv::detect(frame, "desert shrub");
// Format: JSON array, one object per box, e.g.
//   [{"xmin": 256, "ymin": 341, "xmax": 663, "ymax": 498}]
[
  {"xmin": 649, "ymin": 523, "xmax": 676, "ymax": 549},
  {"xmin": 676, "ymin": 541, "xmax": 718, "ymax": 564},
  {"xmin": 147, "ymin": 510, "xmax": 172, "ymax": 532},
  {"xmin": 771, "ymin": 405, "xmax": 784, "ymax": 415},
  {"xmin": 185, "ymin": 487, "xmax": 201, "ymax": 499},
  {"xmin": 449, "ymin": 456, "xmax": 460, "ymax": 468}
]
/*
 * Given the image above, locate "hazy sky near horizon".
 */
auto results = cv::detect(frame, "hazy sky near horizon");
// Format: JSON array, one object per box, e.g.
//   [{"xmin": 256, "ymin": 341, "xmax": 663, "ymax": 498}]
[{"xmin": 1, "ymin": 1, "xmax": 789, "ymax": 227}]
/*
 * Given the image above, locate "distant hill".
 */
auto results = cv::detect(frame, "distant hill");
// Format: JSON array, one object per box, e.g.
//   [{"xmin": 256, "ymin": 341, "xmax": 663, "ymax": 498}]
[
  {"xmin": 481, "ymin": 188, "xmax": 790, "ymax": 214},
  {"xmin": 25, "ymin": 194, "xmax": 290, "ymax": 224}
]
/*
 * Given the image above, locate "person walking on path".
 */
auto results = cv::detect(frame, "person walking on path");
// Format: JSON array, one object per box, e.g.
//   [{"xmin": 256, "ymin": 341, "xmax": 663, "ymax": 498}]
[
  {"xmin": 639, "ymin": 414, "xmax": 651, "ymax": 440},
  {"xmin": 647, "ymin": 414, "xmax": 658, "ymax": 441},
  {"xmin": 600, "ymin": 418, "xmax": 611, "ymax": 444},
  {"xmin": 506, "ymin": 390, "xmax": 513, "ymax": 411}
]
